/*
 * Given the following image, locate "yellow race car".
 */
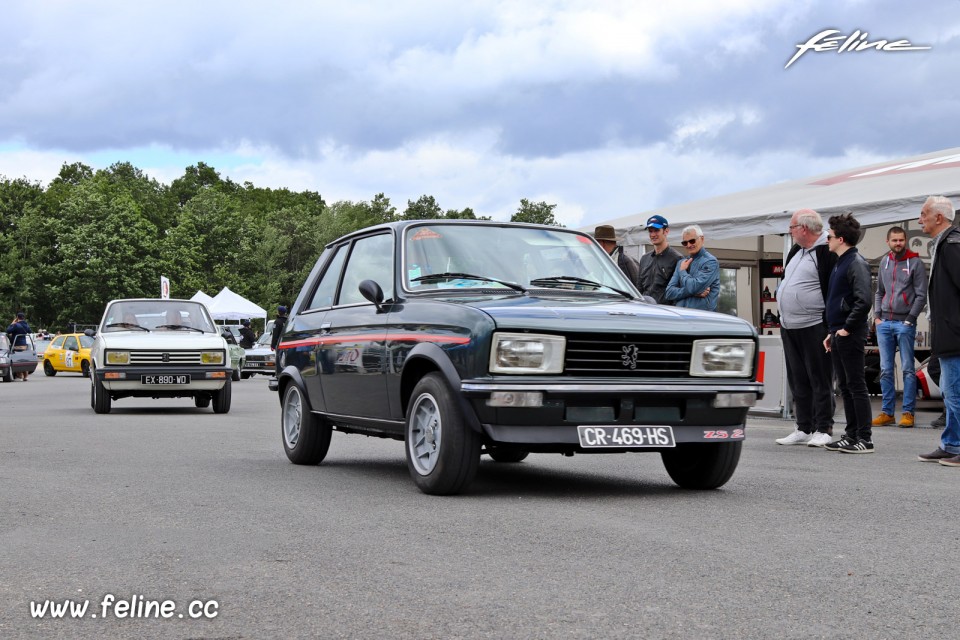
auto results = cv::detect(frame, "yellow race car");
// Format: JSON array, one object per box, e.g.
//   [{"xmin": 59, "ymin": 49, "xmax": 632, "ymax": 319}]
[{"xmin": 43, "ymin": 333, "xmax": 95, "ymax": 377}]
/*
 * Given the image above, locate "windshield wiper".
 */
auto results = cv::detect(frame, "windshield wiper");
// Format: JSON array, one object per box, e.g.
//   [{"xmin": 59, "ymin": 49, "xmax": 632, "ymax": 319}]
[
  {"xmin": 105, "ymin": 322, "xmax": 150, "ymax": 332},
  {"xmin": 529, "ymin": 276, "xmax": 633, "ymax": 299},
  {"xmin": 412, "ymin": 272, "xmax": 526, "ymax": 292},
  {"xmin": 155, "ymin": 324, "xmax": 205, "ymax": 333}
]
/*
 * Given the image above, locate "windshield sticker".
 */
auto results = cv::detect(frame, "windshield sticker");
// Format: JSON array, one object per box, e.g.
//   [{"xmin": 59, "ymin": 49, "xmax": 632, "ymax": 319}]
[{"xmin": 410, "ymin": 228, "xmax": 442, "ymax": 241}]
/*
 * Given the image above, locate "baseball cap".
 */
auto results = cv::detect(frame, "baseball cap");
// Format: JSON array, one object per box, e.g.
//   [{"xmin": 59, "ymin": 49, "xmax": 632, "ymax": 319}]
[
  {"xmin": 645, "ymin": 215, "xmax": 669, "ymax": 229},
  {"xmin": 241, "ymin": 319, "xmax": 250, "ymax": 326},
  {"xmin": 278, "ymin": 305, "xmax": 288, "ymax": 314}
]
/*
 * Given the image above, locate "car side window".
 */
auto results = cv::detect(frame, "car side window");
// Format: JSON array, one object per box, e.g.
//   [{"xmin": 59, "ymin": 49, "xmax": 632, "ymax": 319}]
[
  {"xmin": 337, "ymin": 234, "xmax": 394, "ymax": 306},
  {"xmin": 307, "ymin": 245, "xmax": 347, "ymax": 310},
  {"xmin": 64, "ymin": 336, "xmax": 79, "ymax": 351},
  {"xmin": 52, "ymin": 337, "xmax": 65, "ymax": 349}
]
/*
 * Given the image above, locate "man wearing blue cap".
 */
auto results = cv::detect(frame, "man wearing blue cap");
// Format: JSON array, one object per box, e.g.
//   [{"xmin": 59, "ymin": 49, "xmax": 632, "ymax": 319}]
[{"xmin": 638, "ymin": 214, "xmax": 683, "ymax": 305}]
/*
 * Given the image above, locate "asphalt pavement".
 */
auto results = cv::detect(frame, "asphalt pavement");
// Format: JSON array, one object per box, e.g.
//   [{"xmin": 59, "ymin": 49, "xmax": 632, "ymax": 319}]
[{"xmin": 1, "ymin": 372, "xmax": 958, "ymax": 639}]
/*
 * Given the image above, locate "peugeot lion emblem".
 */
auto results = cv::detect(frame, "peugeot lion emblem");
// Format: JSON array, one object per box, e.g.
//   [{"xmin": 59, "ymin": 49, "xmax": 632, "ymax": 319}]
[
  {"xmin": 621, "ymin": 345, "xmax": 639, "ymax": 370},
  {"xmin": 162, "ymin": 353, "xmax": 170, "ymax": 362}
]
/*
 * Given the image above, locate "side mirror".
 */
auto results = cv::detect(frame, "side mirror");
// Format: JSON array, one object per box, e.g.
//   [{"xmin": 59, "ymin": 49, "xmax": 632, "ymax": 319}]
[
  {"xmin": 84, "ymin": 328, "xmax": 96, "ymax": 337},
  {"xmin": 359, "ymin": 279, "xmax": 384, "ymax": 311}
]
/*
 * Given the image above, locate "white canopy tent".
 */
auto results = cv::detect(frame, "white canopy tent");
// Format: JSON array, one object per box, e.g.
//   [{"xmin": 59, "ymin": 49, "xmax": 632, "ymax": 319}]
[
  {"xmin": 589, "ymin": 147, "xmax": 960, "ymax": 246},
  {"xmin": 206, "ymin": 287, "xmax": 267, "ymax": 323},
  {"xmin": 190, "ymin": 290, "xmax": 215, "ymax": 305}
]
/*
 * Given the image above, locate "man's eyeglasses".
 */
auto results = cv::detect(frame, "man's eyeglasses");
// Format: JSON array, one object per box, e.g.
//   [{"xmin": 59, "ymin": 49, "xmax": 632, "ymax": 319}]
[
  {"xmin": 680, "ymin": 239, "xmax": 698, "ymax": 246},
  {"xmin": 827, "ymin": 233, "xmax": 837, "ymax": 240},
  {"xmin": 788, "ymin": 224, "xmax": 801, "ymax": 230}
]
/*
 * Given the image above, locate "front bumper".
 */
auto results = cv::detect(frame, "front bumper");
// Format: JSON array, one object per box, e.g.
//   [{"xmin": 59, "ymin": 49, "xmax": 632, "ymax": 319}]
[
  {"xmin": 96, "ymin": 366, "xmax": 230, "ymax": 395},
  {"xmin": 460, "ymin": 379, "xmax": 763, "ymax": 449}
]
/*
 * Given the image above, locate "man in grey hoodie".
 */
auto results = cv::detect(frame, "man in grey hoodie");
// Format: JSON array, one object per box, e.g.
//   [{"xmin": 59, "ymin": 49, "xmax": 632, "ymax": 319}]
[{"xmin": 872, "ymin": 226, "xmax": 927, "ymax": 428}]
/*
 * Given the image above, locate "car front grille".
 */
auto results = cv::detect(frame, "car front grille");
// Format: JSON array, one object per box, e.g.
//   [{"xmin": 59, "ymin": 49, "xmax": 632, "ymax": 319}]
[
  {"xmin": 129, "ymin": 350, "xmax": 208, "ymax": 365},
  {"xmin": 563, "ymin": 334, "xmax": 694, "ymax": 377}
]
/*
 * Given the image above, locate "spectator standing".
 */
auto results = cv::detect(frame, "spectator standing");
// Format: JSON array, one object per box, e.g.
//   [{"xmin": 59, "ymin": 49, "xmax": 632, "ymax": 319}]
[
  {"xmin": 663, "ymin": 225, "xmax": 720, "ymax": 311},
  {"xmin": 872, "ymin": 226, "xmax": 927, "ymax": 428},
  {"xmin": 915, "ymin": 196, "xmax": 960, "ymax": 466},
  {"xmin": 6, "ymin": 311, "xmax": 32, "ymax": 381},
  {"xmin": 820, "ymin": 213, "xmax": 874, "ymax": 453},
  {"xmin": 594, "ymin": 225, "xmax": 641, "ymax": 290},
  {"xmin": 775, "ymin": 209, "xmax": 837, "ymax": 447},
  {"xmin": 271, "ymin": 305, "xmax": 288, "ymax": 376},
  {"xmin": 637, "ymin": 215, "xmax": 682, "ymax": 304},
  {"xmin": 238, "ymin": 319, "xmax": 256, "ymax": 349}
]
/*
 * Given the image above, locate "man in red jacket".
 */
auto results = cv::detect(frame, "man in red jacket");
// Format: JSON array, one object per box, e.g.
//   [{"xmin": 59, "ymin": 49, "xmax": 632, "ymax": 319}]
[{"xmin": 872, "ymin": 226, "xmax": 927, "ymax": 428}]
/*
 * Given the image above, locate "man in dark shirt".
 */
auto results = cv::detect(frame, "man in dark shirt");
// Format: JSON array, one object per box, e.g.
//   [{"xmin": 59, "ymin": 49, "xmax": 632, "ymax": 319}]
[
  {"xmin": 238, "ymin": 319, "xmax": 256, "ymax": 349},
  {"xmin": 594, "ymin": 225, "xmax": 641, "ymax": 290},
  {"xmin": 271, "ymin": 306, "xmax": 288, "ymax": 376},
  {"xmin": 821, "ymin": 213, "xmax": 874, "ymax": 454},
  {"xmin": 637, "ymin": 215, "xmax": 682, "ymax": 304},
  {"xmin": 6, "ymin": 311, "xmax": 32, "ymax": 380}
]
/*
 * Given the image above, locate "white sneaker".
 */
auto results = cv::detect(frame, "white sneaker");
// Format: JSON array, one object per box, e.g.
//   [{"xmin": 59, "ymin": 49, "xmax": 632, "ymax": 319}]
[
  {"xmin": 806, "ymin": 432, "xmax": 832, "ymax": 447},
  {"xmin": 776, "ymin": 429, "xmax": 813, "ymax": 445}
]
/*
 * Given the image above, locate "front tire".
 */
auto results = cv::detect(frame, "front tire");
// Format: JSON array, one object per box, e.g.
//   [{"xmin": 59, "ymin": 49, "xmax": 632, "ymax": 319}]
[
  {"xmin": 240, "ymin": 372, "xmax": 252, "ymax": 379},
  {"xmin": 43, "ymin": 360, "xmax": 57, "ymax": 376},
  {"xmin": 212, "ymin": 379, "xmax": 232, "ymax": 413},
  {"xmin": 281, "ymin": 383, "xmax": 331, "ymax": 464},
  {"xmin": 661, "ymin": 441, "xmax": 742, "ymax": 490},
  {"xmin": 91, "ymin": 371, "xmax": 112, "ymax": 414},
  {"xmin": 2, "ymin": 366, "xmax": 12, "ymax": 382},
  {"xmin": 405, "ymin": 373, "xmax": 481, "ymax": 495},
  {"xmin": 194, "ymin": 395, "xmax": 211, "ymax": 408},
  {"xmin": 81, "ymin": 360, "xmax": 90, "ymax": 378}
]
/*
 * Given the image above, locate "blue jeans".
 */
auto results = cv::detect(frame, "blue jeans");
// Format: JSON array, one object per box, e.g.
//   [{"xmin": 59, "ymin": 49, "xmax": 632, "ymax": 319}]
[
  {"xmin": 876, "ymin": 320, "xmax": 917, "ymax": 414},
  {"xmin": 938, "ymin": 356, "xmax": 960, "ymax": 455}
]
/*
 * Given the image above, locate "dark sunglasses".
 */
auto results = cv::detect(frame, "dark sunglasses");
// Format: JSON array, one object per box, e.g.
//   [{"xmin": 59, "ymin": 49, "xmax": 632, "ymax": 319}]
[{"xmin": 680, "ymin": 238, "xmax": 698, "ymax": 246}]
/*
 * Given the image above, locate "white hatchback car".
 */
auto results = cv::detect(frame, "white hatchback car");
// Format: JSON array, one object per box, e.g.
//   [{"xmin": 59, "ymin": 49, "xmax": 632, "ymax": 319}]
[{"xmin": 89, "ymin": 298, "xmax": 233, "ymax": 413}]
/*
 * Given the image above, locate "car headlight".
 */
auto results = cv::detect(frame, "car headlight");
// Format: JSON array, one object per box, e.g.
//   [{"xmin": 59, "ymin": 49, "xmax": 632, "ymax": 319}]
[
  {"xmin": 690, "ymin": 340, "xmax": 755, "ymax": 377},
  {"xmin": 201, "ymin": 350, "xmax": 225, "ymax": 365},
  {"xmin": 489, "ymin": 333, "xmax": 565, "ymax": 374},
  {"xmin": 105, "ymin": 350, "xmax": 130, "ymax": 365}
]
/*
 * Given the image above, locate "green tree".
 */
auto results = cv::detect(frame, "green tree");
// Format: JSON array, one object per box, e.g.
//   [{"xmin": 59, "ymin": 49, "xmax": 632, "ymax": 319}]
[
  {"xmin": 402, "ymin": 195, "xmax": 443, "ymax": 220},
  {"xmin": 510, "ymin": 198, "xmax": 562, "ymax": 226}
]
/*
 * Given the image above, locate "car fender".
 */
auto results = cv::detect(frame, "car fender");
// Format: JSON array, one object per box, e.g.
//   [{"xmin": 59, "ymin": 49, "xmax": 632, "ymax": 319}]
[
  {"xmin": 401, "ymin": 342, "xmax": 483, "ymax": 434},
  {"xmin": 276, "ymin": 365, "xmax": 312, "ymax": 407}
]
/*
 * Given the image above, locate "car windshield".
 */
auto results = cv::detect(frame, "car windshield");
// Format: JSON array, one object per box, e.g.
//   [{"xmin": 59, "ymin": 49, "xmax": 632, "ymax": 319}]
[
  {"xmin": 101, "ymin": 301, "xmax": 217, "ymax": 333},
  {"xmin": 254, "ymin": 332, "xmax": 272, "ymax": 347},
  {"xmin": 403, "ymin": 224, "xmax": 635, "ymax": 295}
]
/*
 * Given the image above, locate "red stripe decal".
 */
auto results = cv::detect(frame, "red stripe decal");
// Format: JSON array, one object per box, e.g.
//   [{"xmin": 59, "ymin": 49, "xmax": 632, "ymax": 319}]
[
  {"xmin": 279, "ymin": 334, "xmax": 470, "ymax": 350},
  {"xmin": 757, "ymin": 351, "xmax": 765, "ymax": 383}
]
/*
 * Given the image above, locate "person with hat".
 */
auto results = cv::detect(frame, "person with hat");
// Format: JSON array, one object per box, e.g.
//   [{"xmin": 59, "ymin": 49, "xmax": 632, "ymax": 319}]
[
  {"xmin": 270, "ymin": 305, "xmax": 288, "ymax": 376},
  {"xmin": 238, "ymin": 319, "xmax": 256, "ymax": 349},
  {"xmin": 594, "ymin": 225, "xmax": 641, "ymax": 289},
  {"xmin": 637, "ymin": 214, "xmax": 683, "ymax": 305}
]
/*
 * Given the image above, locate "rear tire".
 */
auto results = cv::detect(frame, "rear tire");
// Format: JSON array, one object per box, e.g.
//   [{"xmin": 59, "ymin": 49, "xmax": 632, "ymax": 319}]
[
  {"xmin": 2, "ymin": 366, "xmax": 12, "ymax": 382},
  {"xmin": 43, "ymin": 360, "xmax": 57, "ymax": 377},
  {"xmin": 661, "ymin": 441, "xmax": 742, "ymax": 490},
  {"xmin": 194, "ymin": 396, "xmax": 211, "ymax": 408},
  {"xmin": 405, "ymin": 373, "xmax": 481, "ymax": 495},
  {"xmin": 91, "ymin": 371, "xmax": 112, "ymax": 414},
  {"xmin": 81, "ymin": 360, "xmax": 90, "ymax": 378},
  {"xmin": 212, "ymin": 379, "xmax": 232, "ymax": 413},
  {"xmin": 281, "ymin": 383, "xmax": 332, "ymax": 464},
  {"xmin": 240, "ymin": 372, "xmax": 252, "ymax": 379}
]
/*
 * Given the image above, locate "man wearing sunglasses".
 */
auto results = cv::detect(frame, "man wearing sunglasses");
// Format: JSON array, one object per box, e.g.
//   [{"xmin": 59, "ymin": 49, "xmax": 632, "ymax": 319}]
[
  {"xmin": 663, "ymin": 225, "xmax": 719, "ymax": 311},
  {"xmin": 775, "ymin": 209, "xmax": 837, "ymax": 447}
]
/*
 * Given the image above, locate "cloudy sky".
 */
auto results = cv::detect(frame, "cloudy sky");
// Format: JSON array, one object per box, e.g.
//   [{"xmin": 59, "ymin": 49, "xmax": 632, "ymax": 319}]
[{"xmin": 2, "ymin": 0, "xmax": 958, "ymax": 227}]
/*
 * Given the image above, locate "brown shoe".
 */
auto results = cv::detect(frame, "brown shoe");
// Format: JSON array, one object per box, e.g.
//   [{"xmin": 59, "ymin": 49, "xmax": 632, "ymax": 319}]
[
  {"xmin": 898, "ymin": 413, "xmax": 914, "ymax": 428},
  {"xmin": 919, "ymin": 448, "xmax": 955, "ymax": 462},
  {"xmin": 938, "ymin": 454, "xmax": 960, "ymax": 467},
  {"xmin": 871, "ymin": 412, "xmax": 895, "ymax": 426}
]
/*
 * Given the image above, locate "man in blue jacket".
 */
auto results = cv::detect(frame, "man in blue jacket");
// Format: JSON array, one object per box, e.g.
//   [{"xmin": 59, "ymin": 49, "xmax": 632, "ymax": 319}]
[
  {"xmin": 663, "ymin": 225, "xmax": 719, "ymax": 311},
  {"xmin": 821, "ymin": 213, "xmax": 874, "ymax": 454},
  {"xmin": 872, "ymin": 226, "xmax": 927, "ymax": 428}
]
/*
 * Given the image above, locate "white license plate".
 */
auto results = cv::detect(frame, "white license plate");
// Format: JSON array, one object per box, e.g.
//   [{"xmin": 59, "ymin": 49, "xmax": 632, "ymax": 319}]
[
  {"xmin": 142, "ymin": 374, "xmax": 191, "ymax": 385},
  {"xmin": 577, "ymin": 425, "xmax": 675, "ymax": 448}
]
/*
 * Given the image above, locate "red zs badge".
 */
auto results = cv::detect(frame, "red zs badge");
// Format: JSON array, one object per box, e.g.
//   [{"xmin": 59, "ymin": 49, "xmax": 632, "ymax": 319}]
[{"xmin": 703, "ymin": 429, "xmax": 745, "ymax": 440}]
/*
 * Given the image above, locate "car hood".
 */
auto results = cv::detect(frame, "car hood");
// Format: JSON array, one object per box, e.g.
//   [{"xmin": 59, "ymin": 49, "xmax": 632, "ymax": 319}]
[
  {"xmin": 455, "ymin": 295, "xmax": 757, "ymax": 337},
  {"xmin": 96, "ymin": 331, "xmax": 228, "ymax": 350},
  {"xmin": 244, "ymin": 345, "xmax": 274, "ymax": 356}
]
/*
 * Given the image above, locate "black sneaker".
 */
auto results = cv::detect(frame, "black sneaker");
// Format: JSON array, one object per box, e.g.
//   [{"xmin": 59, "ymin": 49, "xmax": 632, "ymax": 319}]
[
  {"xmin": 931, "ymin": 412, "xmax": 947, "ymax": 428},
  {"xmin": 838, "ymin": 439, "xmax": 875, "ymax": 454},
  {"xmin": 824, "ymin": 435, "xmax": 856, "ymax": 452}
]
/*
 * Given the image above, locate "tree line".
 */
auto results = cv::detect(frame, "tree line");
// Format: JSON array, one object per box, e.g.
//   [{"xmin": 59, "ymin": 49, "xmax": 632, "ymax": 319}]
[{"xmin": 0, "ymin": 161, "xmax": 560, "ymax": 331}]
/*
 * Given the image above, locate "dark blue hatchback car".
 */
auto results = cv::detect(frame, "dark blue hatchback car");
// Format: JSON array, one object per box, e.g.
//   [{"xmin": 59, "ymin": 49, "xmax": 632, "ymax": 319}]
[{"xmin": 272, "ymin": 221, "xmax": 763, "ymax": 495}]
